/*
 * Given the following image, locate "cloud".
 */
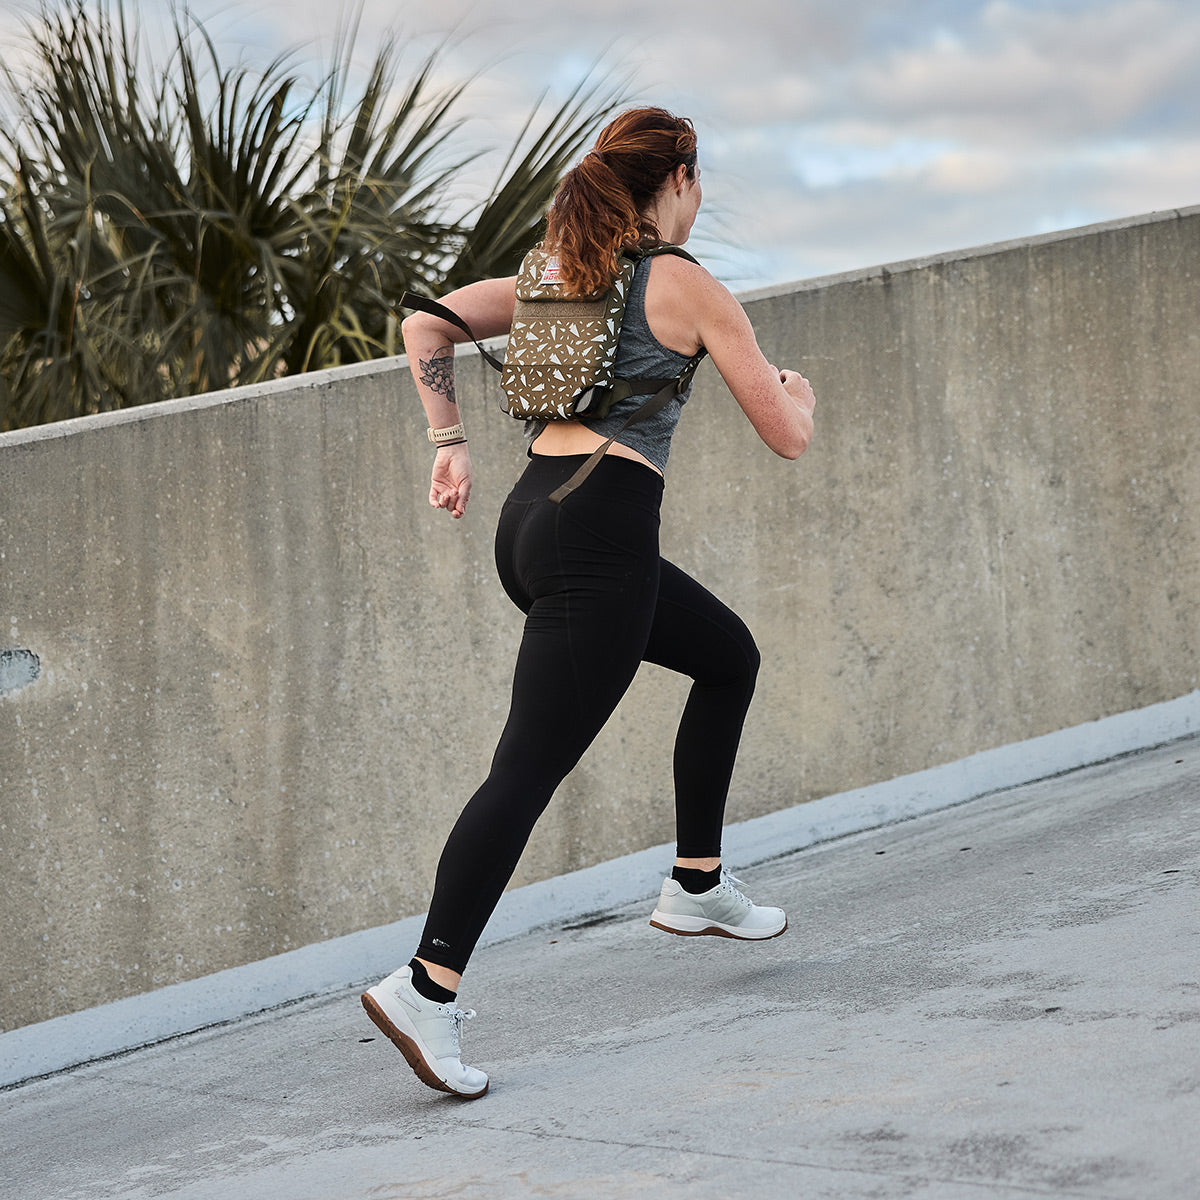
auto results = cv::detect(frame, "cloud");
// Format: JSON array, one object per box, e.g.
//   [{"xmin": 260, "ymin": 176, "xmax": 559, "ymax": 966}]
[
  {"xmin": 840, "ymin": 0, "xmax": 1200, "ymax": 141},
  {"xmin": 4, "ymin": 0, "xmax": 1199, "ymax": 288}
]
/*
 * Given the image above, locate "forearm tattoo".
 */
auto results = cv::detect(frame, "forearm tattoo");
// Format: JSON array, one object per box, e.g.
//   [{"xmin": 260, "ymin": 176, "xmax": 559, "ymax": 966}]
[{"xmin": 418, "ymin": 345, "xmax": 457, "ymax": 406}]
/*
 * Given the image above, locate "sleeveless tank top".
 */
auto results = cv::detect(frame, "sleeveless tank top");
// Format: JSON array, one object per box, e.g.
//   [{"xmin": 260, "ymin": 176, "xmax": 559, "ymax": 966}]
[{"xmin": 579, "ymin": 256, "xmax": 699, "ymax": 472}]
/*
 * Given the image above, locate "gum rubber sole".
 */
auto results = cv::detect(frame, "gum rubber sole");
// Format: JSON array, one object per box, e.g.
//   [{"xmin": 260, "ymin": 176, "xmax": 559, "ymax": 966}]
[
  {"xmin": 361, "ymin": 992, "xmax": 489, "ymax": 1100},
  {"xmin": 649, "ymin": 916, "xmax": 788, "ymax": 940}
]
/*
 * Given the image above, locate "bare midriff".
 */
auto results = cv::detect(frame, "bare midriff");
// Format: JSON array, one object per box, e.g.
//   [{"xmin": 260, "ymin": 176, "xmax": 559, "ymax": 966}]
[{"xmin": 529, "ymin": 421, "xmax": 663, "ymax": 476}]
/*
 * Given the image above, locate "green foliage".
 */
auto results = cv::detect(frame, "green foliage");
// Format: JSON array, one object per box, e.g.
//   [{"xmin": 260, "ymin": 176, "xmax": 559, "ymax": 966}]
[{"xmin": 0, "ymin": 1, "xmax": 626, "ymax": 429}]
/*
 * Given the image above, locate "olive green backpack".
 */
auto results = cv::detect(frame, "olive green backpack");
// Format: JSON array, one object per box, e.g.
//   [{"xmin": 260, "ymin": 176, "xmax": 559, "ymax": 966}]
[{"xmin": 401, "ymin": 243, "xmax": 707, "ymax": 502}]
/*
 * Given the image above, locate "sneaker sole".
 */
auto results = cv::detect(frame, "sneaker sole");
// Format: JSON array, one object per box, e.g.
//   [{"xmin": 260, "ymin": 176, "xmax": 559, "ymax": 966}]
[
  {"xmin": 649, "ymin": 913, "xmax": 788, "ymax": 940},
  {"xmin": 361, "ymin": 992, "xmax": 489, "ymax": 1100}
]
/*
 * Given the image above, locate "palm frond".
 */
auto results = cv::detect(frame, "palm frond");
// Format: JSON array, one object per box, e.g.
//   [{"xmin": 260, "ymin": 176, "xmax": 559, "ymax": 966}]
[
  {"xmin": 441, "ymin": 69, "xmax": 631, "ymax": 288},
  {"xmin": 0, "ymin": 0, "xmax": 627, "ymax": 427}
]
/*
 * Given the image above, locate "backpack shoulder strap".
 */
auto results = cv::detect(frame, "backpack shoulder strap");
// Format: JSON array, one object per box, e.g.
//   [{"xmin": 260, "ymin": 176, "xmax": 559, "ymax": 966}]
[
  {"xmin": 398, "ymin": 292, "xmax": 505, "ymax": 373},
  {"xmin": 627, "ymin": 243, "xmax": 702, "ymax": 267}
]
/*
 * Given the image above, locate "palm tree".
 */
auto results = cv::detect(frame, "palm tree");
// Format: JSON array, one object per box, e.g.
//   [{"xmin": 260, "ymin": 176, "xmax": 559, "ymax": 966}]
[{"xmin": 0, "ymin": 1, "xmax": 626, "ymax": 430}]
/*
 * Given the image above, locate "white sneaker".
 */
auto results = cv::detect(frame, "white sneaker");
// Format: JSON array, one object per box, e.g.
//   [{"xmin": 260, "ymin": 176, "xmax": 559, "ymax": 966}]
[
  {"xmin": 362, "ymin": 966, "xmax": 489, "ymax": 1099},
  {"xmin": 649, "ymin": 869, "xmax": 787, "ymax": 940}
]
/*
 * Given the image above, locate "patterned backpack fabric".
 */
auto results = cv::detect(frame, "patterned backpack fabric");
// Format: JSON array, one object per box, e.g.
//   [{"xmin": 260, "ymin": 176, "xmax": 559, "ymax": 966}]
[
  {"xmin": 501, "ymin": 246, "xmax": 654, "ymax": 421},
  {"xmin": 400, "ymin": 242, "xmax": 707, "ymax": 502}
]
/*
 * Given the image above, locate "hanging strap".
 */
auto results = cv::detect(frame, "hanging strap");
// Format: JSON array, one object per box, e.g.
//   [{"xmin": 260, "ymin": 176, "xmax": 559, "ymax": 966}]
[
  {"xmin": 546, "ymin": 353, "xmax": 705, "ymax": 504},
  {"xmin": 398, "ymin": 292, "xmax": 506, "ymax": 373}
]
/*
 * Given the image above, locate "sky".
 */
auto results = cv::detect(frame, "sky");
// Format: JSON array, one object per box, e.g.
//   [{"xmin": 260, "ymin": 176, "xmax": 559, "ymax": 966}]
[{"xmin": 4, "ymin": 0, "xmax": 1200, "ymax": 290}]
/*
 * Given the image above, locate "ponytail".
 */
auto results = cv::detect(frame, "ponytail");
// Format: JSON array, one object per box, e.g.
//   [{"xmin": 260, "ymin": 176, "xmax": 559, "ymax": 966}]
[{"xmin": 544, "ymin": 107, "xmax": 697, "ymax": 297}]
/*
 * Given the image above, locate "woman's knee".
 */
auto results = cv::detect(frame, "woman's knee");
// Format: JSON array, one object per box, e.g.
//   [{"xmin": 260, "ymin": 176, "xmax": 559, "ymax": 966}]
[
  {"xmin": 710, "ymin": 610, "xmax": 760, "ymax": 690},
  {"xmin": 724, "ymin": 624, "xmax": 760, "ymax": 696},
  {"xmin": 743, "ymin": 630, "xmax": 762, "ymax": 686}
]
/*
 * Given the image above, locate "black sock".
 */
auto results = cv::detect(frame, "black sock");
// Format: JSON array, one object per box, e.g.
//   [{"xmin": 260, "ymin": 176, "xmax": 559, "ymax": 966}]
[
  {"xmin": 408, "ymin": 958, "xmax": 457, "ymax": 1004},
  {"xmin": 672, "ymin": 864, "xmax": 722, "ymax": 894}
]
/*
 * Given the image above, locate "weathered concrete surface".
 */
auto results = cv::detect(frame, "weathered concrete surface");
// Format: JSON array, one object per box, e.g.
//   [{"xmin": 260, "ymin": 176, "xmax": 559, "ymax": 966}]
[
  {"xmin": 2, "ymin": 207, "xmax": 1199, "ymax": 1030},
  {"xmin": 2, "ymin": 736, "xmax": 1197, "ymax": 1200}
]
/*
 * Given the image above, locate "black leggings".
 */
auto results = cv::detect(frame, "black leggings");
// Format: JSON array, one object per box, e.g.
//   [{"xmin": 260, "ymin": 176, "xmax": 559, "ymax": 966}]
[{"xmin": 416, "ymin": 454, "xmax": 761, "ymax": 974}]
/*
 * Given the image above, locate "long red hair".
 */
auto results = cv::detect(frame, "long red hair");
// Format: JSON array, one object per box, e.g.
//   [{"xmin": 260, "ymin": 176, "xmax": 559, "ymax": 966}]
[{"xmin": 543, "ymin": 107, "xmax": 698, "ymax": 296}]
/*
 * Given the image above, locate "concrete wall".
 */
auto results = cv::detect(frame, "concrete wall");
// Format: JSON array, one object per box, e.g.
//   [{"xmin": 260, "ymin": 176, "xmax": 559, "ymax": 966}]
[{"xmin": 2, "ymin": 208, "xmax": 1198, "ymax": 1032}]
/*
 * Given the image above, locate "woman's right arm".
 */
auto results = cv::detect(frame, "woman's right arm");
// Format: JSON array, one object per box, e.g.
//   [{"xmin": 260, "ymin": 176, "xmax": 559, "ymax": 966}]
[
  {"xmin": 400, "ymin": 276, "xmax": 516, "ymax": 519},
  {"xmin": 680, "ymin": 263, "xmax": 816, "ymax": 459}
]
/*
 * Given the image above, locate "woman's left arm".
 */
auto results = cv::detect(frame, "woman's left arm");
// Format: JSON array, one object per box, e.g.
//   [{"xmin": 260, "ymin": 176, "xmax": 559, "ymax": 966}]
[{"xmin": 400, "ymin": 277, "xmax": 517, "ymax": 519}]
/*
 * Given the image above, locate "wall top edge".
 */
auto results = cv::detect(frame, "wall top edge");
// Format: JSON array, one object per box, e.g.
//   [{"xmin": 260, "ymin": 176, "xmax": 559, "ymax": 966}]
[
  {"xmin": 737, "ymin": 204, "xmax": 1200, "ymax": 305},
  {"xmin": 3, "ymin": 204, "xmax": 1197, "ymax": 450},
  {"xmin": 0, "ymin": 353, "xmax": 406, "ymax": 450}
]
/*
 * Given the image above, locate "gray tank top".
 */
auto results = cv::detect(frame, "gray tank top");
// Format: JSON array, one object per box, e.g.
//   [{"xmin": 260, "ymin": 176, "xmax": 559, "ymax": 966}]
[{"xmin": 579, "ymin": 256, "xmax": 699, "ymax": 472}]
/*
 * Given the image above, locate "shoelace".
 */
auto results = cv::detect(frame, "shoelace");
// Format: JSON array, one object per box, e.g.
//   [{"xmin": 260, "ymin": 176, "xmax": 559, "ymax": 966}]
[
  {"xmin": 447, "ymin": 1006, "xmax": 477, "ymax": 1053},
  {"xmin": 719, "ymin": 869, "xmax": 754, "ymax": 910}
]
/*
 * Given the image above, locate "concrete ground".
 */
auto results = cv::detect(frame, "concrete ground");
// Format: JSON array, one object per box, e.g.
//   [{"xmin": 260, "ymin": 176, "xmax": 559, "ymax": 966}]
[{"xmin": 2, "ymin": 735, "xmax": 1198, "ymax": 1200}]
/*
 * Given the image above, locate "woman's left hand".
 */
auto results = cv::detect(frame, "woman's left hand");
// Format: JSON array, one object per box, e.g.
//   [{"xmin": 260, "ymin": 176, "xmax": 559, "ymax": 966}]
[{"xmin": 430, "ymin": 444, "xmax": 472, "ymax": 519}]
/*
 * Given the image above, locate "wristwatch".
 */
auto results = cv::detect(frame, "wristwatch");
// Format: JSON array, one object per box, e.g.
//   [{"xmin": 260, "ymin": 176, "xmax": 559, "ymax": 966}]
[{"xmin": 427, "ymin": 422, "xmax": 466, "ymax": 446}]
